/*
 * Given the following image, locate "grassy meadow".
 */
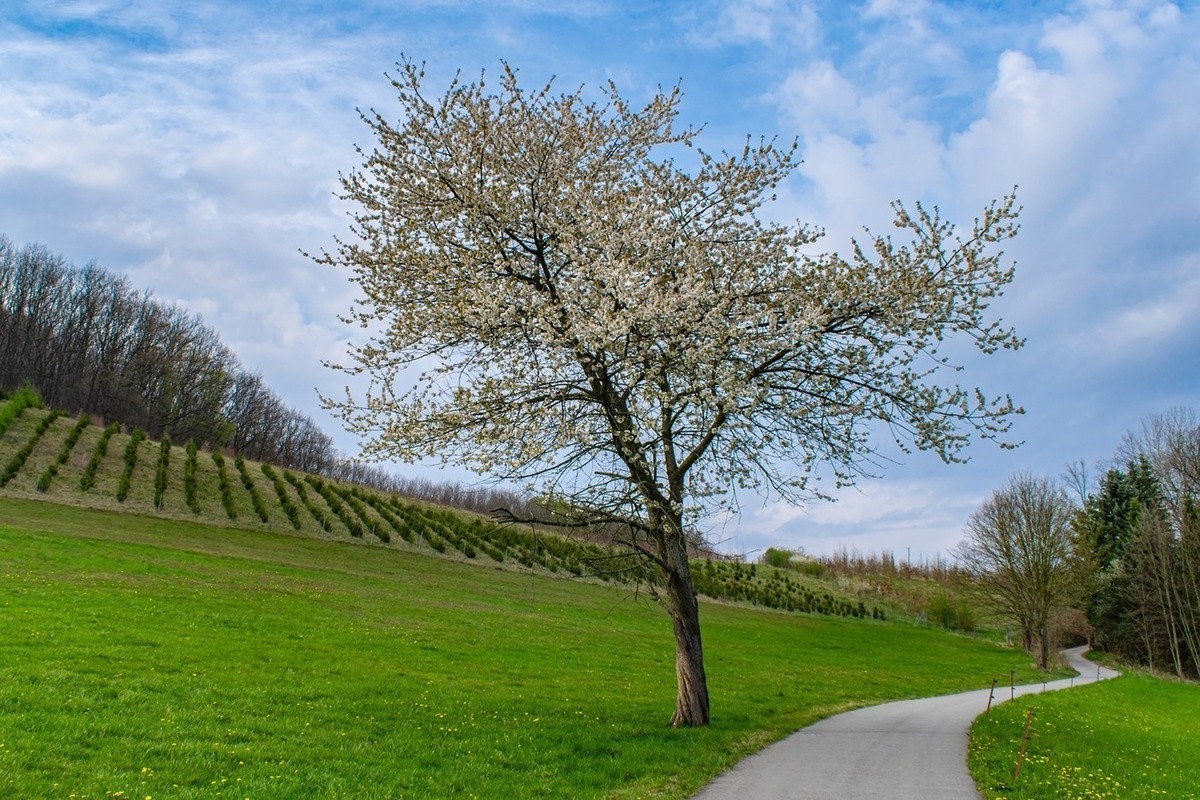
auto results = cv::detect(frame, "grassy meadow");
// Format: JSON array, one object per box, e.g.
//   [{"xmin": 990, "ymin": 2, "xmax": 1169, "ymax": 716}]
[
  {"xmin": 969, "ymin": 673, "xmax": 1200, "ymax": 799},
  {"xmin": 0, "ymin": 498, "xmax": 1048, "ymax": 799}
]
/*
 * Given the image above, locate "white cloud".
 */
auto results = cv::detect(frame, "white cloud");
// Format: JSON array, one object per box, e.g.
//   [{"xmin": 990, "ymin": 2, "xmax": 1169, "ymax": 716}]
[
  {"xmin": 1069, "ymin": 254, "xmax": 1200, "ymax": 359},
  {"xmin": 735, "ymin": 478, "xmax": 986, "ymax": 559},
  {"xmin": 2, "ymin": 0, "xmax": 1197, "ymax": 556},
  {"xmin": 690, "ymin": 0, "xmax": 821, "ymax": 49}
]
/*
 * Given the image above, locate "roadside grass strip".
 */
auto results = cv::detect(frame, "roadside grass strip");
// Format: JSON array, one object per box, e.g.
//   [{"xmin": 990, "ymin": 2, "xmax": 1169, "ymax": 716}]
[
  {"xmin": 0, "ymin": 500, "xmax": 1049, "ymax": 800},
  {"xmin": 969, "ymin": 673, "xmax": 1200, "ymax": 799}
]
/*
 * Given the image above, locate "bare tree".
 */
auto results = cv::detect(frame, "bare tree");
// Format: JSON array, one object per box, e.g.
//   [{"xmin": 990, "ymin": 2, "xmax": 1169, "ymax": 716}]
[
  {"xmin": 0, "ymin": 235, "xmax": 340, "ymax": 474},
  {"xmin": 958, "ymin": 473, "xmax": 1078, "ymax": 669},
  {"xmin": 320, "ymin": 61, "xmax": 1024, "ymax": 725}
]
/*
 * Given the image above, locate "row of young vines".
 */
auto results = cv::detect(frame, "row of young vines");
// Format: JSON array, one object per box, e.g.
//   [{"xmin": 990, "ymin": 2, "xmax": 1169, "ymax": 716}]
[{"xmin": 0, "ymin": 398, "xmax": 885, "ymax": 621}]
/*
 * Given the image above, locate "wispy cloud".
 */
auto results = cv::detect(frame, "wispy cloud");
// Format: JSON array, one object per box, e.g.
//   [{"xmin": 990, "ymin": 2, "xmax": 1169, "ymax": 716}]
[{"xmin": 1, "ymin": 0, "xmax": 1196, "ymax": 557}]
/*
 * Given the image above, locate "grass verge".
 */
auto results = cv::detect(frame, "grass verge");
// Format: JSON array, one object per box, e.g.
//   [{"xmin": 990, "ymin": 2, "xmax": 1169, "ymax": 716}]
[
  {"xmin": 0, "ymin": 498, "xmax": 1045, "ymax": 800},
  {"xmin": 969, "ymin": 672, "xmax": 1200, "ymax": 799}
]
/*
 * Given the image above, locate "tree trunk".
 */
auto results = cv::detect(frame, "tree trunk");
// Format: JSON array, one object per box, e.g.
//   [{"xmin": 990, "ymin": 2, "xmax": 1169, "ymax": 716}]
[{"xmin": 661, "ymin": 530, "xmax": 710, "ymax": 727}]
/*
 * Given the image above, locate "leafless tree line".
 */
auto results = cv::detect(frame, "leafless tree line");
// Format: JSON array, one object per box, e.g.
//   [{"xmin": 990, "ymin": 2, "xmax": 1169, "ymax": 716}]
[
  {"xmin": 328, "ymin": 459, "xmax": 535, "ymax": 517},
  {"xmin": 0, "ymin": 235, "xmax": 337, "ymax": 472},
  {"xmin": 820, "ymin": 546, "xmax": 968, "ymax": 582}
]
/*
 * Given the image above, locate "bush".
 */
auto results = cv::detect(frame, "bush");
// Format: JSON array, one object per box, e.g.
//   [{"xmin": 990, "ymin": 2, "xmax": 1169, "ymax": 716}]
[
  {"xmin": 80, "ymin": 422, "xmax": 120, "ymax": 491},
  {"xmin": 305, "ymin": 476, "xmax": 362, "ymax": 538},
  {"xmin": 261, "ymin": 463, "xmax": 302, "ymax": 530},
  {"xmin": 0, "ymin": 383, "xmax": 43, "ymax": 438},
  {"xmin": 2, "ymin": 410, "xmax": 63, "ymax": 487},
  {"xmin": 183, "ymin": 440, "xmax": 201, "ymax": 513},
  {"xmin": 153, "ymin": 437, "xmax": 171, "ymax": 509},
  {"xmin": 115, "ymin": 429, "xmax": 146, "ymax": 502},
  {"xmin": 235, "ymin": 455, "xmax": 270, "ymax": 523},
  {"xmin": 764, "ymin": 548, "xmax": 793, "ymax": 569},
  {"xmin": 36, "ymin": 414, "xmax": 90, "ymax": 493},
  {"xmin": 927, "ymin": 592, "xmax": 976, "ymax": 632},
  {"xmin": 211, "ymin": 452, "xmax": 237, "ymax": 519},
  {"xmin": 796, "ymin": 559, "xmax": 826, "ymax": 578},
  {"xmin": 283, "ymin": 470, "xmax": 331, "ymax": 531}
]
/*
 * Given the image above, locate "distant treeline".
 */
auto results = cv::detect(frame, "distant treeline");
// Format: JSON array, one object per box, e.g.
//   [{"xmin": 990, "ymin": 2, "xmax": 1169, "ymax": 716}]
[
  {"xmin": 330, "ymin": 460, "xmax": 535, "ymax": 518},
  {"xmin": 0, "ymin": 235, "xmax": 337, "ymax": 473}
]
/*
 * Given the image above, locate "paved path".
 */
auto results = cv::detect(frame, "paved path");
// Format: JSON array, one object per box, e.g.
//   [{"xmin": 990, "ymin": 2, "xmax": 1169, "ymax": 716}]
[{"xmin": 691, "ymin": 647, "xmax": 1118, "ymax": 800}]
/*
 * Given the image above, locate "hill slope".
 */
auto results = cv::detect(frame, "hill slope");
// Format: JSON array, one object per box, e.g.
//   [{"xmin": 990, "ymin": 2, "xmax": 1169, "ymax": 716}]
[
  {"xmin": 0, "ymin": 497, "xmax": 1048, "ymax": 799},
  {"xmin": 0, "ymin": 402, "xmax": 891, "ymax": 620}
]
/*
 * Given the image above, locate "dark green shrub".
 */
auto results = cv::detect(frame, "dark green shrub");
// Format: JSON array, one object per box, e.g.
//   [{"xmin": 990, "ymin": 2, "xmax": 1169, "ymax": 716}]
[
  {"xmin": 954, "ymin": 602, "xmax": 976, "ymax": 632},
  {"xmin": 80, "ymin": 422, "xmax": 120, "ymax": 491},
  {"xmin": 153, "ymin": 437, "xmax": 171, "ymax": 509},
  {"xmin": 183, "ymin": 440, "xmax": 201, "ymax": 513},
  {"xmin": 235, "ymin": 455, "xmax": 269, "ymax": 523},
  {"xmin": 36, "ymin": 414, "xmax": 90, "ymax": 492},
  {"xmin": 764, "ymin": 548, "xmax": 793, "ymax": 568},
  {"xmin": 2, "ymin": 410, "xmax": 63, "ymax": 487},
  {"xmin": 283, "ymin": 470, "xmax": 331, "ymax": 531},
  {"xmin": 261, "ymin": 463, "xmax": 302, "ymax": 530},
  {"xmin": 115, "ymin": 428, "xmax": 145, "ymax": 502},
  {"xmin": 211, "ymin": 452, "xmax": 237, "ymax": 519},
  {"xmin": 928, "ymin": 593, "xmax": 951, "ymax": 628},
  {"xmin": 0, "ymin": 383, "xmax": 43, "ymax": 439},
  {"xmin": 305, "ymin": 476, "xmax": 361, "ymax": 537},
  {"xmin": 357, "ymin": 491, "xmax": 413, "ymax": 543},
  {"xmin": 330, "ymin": 485, "xmax": 382, "ymax": 540},
  {"xmin": 796, "ymin": 560, "xmax": 826, "ymax": 578}
]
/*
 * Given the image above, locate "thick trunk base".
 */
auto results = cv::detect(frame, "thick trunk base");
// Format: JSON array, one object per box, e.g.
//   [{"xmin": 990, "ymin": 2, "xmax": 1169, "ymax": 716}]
[{"xmin": 666, "ymin": 566, "xmax": 710, "ymax": 727}]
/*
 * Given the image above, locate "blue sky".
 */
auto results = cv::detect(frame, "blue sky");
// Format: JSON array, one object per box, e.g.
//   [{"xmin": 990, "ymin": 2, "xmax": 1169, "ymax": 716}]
[{"xmin": 2, "ymin": 0, "xmax": 1197, "ymax": 561}]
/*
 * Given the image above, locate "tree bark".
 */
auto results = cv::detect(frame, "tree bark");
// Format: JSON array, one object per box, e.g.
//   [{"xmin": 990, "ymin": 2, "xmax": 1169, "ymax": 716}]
[{"xmin": 662, "ymin": 534, "xmax": 710, "ymax": 727}]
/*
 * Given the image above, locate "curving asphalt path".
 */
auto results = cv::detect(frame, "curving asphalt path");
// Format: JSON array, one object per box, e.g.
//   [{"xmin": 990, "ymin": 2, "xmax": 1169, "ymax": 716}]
[{"xmin": 691, "ymin": 646, "xmax": 1118, "ymax": 800}]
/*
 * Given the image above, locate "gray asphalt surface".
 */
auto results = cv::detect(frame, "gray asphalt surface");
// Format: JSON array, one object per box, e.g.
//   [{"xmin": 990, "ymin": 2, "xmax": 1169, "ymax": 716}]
[{"xmin": 691, "ymin": 646, "xmax": 1118, "ymax": 800}]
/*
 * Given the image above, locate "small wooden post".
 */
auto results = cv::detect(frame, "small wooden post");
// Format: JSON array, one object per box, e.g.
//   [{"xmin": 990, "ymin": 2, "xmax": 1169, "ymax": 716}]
[
  {"xmin": 986, "ymin": 677, "xmax": 997, "ymax": 716},
  {"xmin": 1010, "ymin": 669, "xmax": 1015, "ymax": 700},
  {"xmin": 1013, "ymin": 708, "xmax": 1036, "ymax": 781}
]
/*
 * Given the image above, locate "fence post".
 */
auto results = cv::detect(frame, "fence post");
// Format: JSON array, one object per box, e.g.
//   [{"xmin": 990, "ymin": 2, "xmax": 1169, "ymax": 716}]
[
  {"xmin": 1010, "ymin": 669, "xmax": 1015, "ymax": 700},
  {"xmin": 986, "ymin": 677, "xmax": 997, "ymax": 716},
  {"xmin": 1013, "ymin": 708, "xmax": 1036, "ymax": 782}
]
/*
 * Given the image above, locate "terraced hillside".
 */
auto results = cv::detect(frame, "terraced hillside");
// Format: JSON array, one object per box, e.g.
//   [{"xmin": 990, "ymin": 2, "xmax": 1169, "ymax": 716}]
[{"xmin": 0, "ymin": 396, "xmax": 890, "ymax": 621}]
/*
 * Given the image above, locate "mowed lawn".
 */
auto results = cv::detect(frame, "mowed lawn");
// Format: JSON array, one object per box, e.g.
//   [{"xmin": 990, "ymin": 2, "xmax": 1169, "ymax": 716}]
[
  {"xmin": 1, "ymin": 498, "xmax": 1045, "ymax": 799},
  {"xmin": 970, "ymin": 673, "xmax": 1200, "ymax": 800}
]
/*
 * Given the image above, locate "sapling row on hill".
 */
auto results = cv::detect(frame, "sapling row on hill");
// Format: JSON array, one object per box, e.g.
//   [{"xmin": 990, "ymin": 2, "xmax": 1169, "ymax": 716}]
[
  {"xmin": 234, "ymin": 455, "xmax": 270, "ymax": 523},
  {"xmin": 36, "ymin": 414, "xmax": 90, "ymax": 492},
  {"xmin": 153, "ymin": 437, "xmax": 171, "ymax": 509},
  {"xmin": 1, "ymin": 409, "xmax": 63, "ymax": 487},
  {"xmin": 210, "ymin": 451, "xmax": 237, "ymax": 519},
  {"xmin": 3, "ymin": 405, "xmax": 905, "ymax": 629},
  {"xmin": 183, "ymin": 440, "xmax": 201, "ymax": 514},
  {"xmin": 80, "ymin": 422, "xmax": 120, "ymax": 491},
  {"xmin": 260, "ymin": 463, "xmax": 302, "ymax": 530},
  {"xmin": 282, "ymin": 469, "xmax": 332, "ymax": 531}
]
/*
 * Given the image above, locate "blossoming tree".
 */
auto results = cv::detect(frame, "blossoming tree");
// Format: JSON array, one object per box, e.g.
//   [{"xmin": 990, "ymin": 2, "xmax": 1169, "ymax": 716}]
[{"xmin": 320, "ymin": 60, "xmax": 1024, "ymax": 727}]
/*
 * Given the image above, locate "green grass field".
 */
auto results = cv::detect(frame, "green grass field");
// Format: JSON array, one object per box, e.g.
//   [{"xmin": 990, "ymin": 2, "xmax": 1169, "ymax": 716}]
[
  {"xmin": 969, "ymin": 673, "xmax": 1200, "ymax": 799},
  {"xmin": 0, "ymin": 498, "xmax": 1047, "ymax": 799}
]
